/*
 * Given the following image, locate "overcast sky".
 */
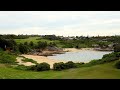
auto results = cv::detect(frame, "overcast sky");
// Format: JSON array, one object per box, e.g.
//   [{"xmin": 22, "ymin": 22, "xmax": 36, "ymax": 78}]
[{"xmin": 0, "ymin": 11, "xmax": 120, "ymax": 36}]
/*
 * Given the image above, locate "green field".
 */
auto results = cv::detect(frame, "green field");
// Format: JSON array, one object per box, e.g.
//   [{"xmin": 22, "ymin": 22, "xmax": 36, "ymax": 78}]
[
  {"xmin": 0, "ymin": 61, "xmax": 120, "ymax": 79},
  {"xmin": 14, "ymin": 37, "xmax": 64, "ymax": 47},
  {"xmin": 15, "ymin": 37, "xmax": 52, "ymax": 44}
]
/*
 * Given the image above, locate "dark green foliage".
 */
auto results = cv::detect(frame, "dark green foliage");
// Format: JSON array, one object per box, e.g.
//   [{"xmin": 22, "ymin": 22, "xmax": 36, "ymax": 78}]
[
  {"xmin": 53, "ymin": 61, "xmax": 84, "ymax": 71},
  {"xmin": 15, "ymin": 63, "xmax": 50, "ymax": 71},
  {"xmin": 29, "ymin": 41, "xmax": 34, "ymax": 47},
  {"xmin": 18, "ymin": 43, "xmax": 30, "ymax": 54},
  {"xmin": 88, "ymin": 59, "xmax": 101, "ymax": 65},
  {"xmin": 14, "ymin": 65, "xmax": 30, "ymax": 70},
  {"xmin": 24, "ymin": 41, "xmax": 28, "ymax": 45},
  {"xmin": 102, "ymin": 52, "xmax": 119, "ymax": 62},
  {"xmin": 29, "ymin": 63, "xmax": 50, "ymax": 71},
  {"xmin": 37, "ymin": 41, "xmax": 47, "ymax": 51},
  {"xmin": 0, "ymin": 34, "xmax": 29, "ymax": 39},
  {"xmin": 114, "ymin": 44, "xmax": 120, "ymax": 52},
  {"xmin": 0, "ymin": 51, "xmax": 17, "ymax": 64},
  {"xmin": 65, "ymin": 61, "xmax": 76, "ymax": 69},
  {"xmin": 53, "ymin": 62, "xmax": 66, "ymax": 71},
  {"xmin": 74, "ymin": 62, "xmax": 85, "ymax": 68},
  {"xmin": 0, "ymin": 37, "xmax": 17, "ymax": 51},
  {"xmin": 115, "ymin": 60, "xmax": 120, "ymax": 69},
  {"xmin": 49, "ymin": 42, "xmax": 57, "ymax": 47}
]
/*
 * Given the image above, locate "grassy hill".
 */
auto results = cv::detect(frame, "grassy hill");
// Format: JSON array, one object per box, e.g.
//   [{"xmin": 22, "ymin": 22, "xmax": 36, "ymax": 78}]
[
  {"xmin": 14, "ymin": 37, "xmax": 64, "ymax": 47},
  {"xmin": 0, "ymin": 61, "xmax": 120, "ymax": 79}
]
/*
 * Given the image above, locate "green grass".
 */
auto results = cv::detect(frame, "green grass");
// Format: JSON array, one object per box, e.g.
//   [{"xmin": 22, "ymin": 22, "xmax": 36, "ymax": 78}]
[
  {"xmin": 0, "ymin": 61, "xmax": 120, "ymax": 79},
  {"xmin": 14, "ymin": 37, "xmax": 64, "ymax": 47},
  {"xmin": 15, "ymin": 37, "xmax": 60, "ymax": 45},
  {"xmin": 21, "ymin": 58, "xmax": 38, "ymax": 64}
]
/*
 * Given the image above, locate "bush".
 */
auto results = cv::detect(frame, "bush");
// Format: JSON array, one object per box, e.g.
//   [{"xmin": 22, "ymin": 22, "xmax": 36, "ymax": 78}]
[
  {"xmin": 53, "ymin": 62, "xmax": 66, "ymax": 71},
  {"xmin": 115, "ymin": 60, "xmax": 120, "ymax": 69},
  {"xmin": 53, "ymin": 61, "xmax": 82, "ymax": 71},
  {"xmin": 65, "ymin": 61, "xmax": 75, "ymax": 69},
  {"xmin": 102, "ymin": 52, "xmax": 119, "ymax": 63},
  {"xmin": 14, "ymin": 65, "xmax": 30, "ymax": 70},
  {"xmin": 114, "ymin": 44, "xmax": 120, "ymax": 52},
  {"xmin": 89, "ymin": 59, "xmax": 101, "ymax": 65},
  {"xmin": 18, "ymin": 43, "xmax": 30, "ymax": 54},
  {"xmin": 29, "ymin": 62, "xmax": 50, "ymax": 71},
  {"xmin": 74, "ymin": 62, "xmax": 84, "ymax": 68},
  {"xmin": 0, "ymin": 51, "xmax": 17, "ymax": 64}
]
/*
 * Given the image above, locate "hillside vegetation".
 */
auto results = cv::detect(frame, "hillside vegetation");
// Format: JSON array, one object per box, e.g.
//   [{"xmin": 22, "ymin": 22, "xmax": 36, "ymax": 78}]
[{"xmin": 0, "ymin": 61, "xmax": 120, "ymax": 79}]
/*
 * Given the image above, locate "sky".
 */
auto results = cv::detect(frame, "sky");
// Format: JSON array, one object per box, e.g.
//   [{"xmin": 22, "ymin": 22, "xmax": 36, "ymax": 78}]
[{"xmin": 0, "ymin": 11, "xmax": 120, "ymax": 36}]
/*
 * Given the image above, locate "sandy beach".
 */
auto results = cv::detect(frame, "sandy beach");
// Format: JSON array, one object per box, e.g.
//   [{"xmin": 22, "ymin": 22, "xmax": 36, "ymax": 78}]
[
  {"xmin": 16, "ymin": 48, "xmax": 94, "ymax": 68},
  {"xmin": 19, "ymin": 54, "xmax": 67, "ymax": 69},
  {"xmin": 63, "ymin": 48, "xmax": 94, "ymax": 52}
]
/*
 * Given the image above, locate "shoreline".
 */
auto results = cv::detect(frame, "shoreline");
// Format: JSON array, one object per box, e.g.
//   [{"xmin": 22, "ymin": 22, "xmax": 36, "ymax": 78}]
[
  {"xmin": 17, "ymin": 48, "xmax": 113, "ymax": 68},
  {"xmin": 63, "ymin": 48, "xmax": 95, "ymax": 52},
  {"xmin": 20, "ymin": 54, "xmax": 67, "ymax": 69}
]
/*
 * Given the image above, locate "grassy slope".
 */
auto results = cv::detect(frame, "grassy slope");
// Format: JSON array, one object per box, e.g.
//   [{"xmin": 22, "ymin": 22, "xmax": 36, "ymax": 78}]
[
  {"xmin": 15, "ymin": 37, "xmax": 63, "ymax": 47},
  {"xmin": 15, "ymin": 37, "xmax": 52, "ymax": 44},
  {"xmin": 0, "ymin": 61, "xmax": 120, "ymax": 79}
]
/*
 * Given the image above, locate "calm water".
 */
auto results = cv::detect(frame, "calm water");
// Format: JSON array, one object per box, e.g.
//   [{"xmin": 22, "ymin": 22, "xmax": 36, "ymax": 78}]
[{"xmin": 48, "ymin": 50, "xmax": 112, "ymax": 63}]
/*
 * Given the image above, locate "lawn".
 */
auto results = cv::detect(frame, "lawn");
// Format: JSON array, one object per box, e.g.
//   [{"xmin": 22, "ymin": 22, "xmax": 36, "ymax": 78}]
[{"xmin": 0, "ymin": 61, "xmax": 120, "ymax": 79}]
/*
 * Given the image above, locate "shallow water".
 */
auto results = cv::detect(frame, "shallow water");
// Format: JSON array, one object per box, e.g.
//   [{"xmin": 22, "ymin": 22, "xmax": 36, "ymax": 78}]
[{"xmin": 48, "ymin": 50, "xmax": 112, "ymax": 63}]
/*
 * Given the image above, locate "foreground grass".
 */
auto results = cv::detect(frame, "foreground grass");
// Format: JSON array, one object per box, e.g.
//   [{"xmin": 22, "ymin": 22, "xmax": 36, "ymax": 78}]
[{"xmin": 0, "ymin": 61, "xmax": 120, "ymax": 79}]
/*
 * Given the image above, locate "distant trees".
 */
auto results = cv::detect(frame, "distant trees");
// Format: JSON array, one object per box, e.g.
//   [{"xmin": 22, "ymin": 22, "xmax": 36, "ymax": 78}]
[
  {"xmin": 37, "ymin": 41, "xmax": 47, "ymax": 51},
  {"xmin": 0, "ymin": 37, "xmax": 17, "ymax": 51},
  {"xmin": 24, "ymin": 42, "xmax": 28, "ymax": 46},
  {"xmin": 29, "ymin": 41, "xmax": 34, "ymax": 47},
  {"xmin": 49, "ymin": 42, "xmax": 57, "ymax": 47},
  {"xmin": 18, "ymin": 43, "xmax": 30, "ymax": 54},
  {"xmin": 114, "ymin": 44, "xmax": 120, "ymax": 52}
]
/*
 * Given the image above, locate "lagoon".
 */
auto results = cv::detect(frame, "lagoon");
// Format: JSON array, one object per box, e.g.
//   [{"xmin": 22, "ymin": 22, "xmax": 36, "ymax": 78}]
[{"xmin": 48, "ymin": 50, "xmax": 112, "ymax": 63}]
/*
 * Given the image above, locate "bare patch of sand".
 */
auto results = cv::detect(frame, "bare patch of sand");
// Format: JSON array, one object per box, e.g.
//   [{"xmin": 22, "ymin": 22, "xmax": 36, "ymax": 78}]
[
  {"xmin": 63, "ymin": 48, "xmax": 94, "ymax": 52},
  {"xmin": 16, "ymin": 48, "xmax": 94, "ymax": 68},
  {"xmin": 16, "ymin": 57, "xmax": 35, "ymax": 66},
  {"xmin": 20, "ymin": 55, "xmax": 67, "ymax": 69}
]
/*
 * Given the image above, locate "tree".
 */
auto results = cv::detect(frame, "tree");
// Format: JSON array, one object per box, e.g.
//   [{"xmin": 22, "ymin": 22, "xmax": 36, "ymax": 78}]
[
  {"xmin": 24, "ymin": 41, "xmax": 28, "ymax": 46},
  {"xmin": 18, "ymin": 43, "xmax": 29, "ymax": 54},
  {"xmin": 37, "ymin": 41, "xmax": 47, "ymax": 51},
  {"xmin": 29, "ymin": 41, "xmax": 34, "ymax": 47},
  {"xmin": 114, "ymin": 44, "xmax": 120, "ymax": 52}
]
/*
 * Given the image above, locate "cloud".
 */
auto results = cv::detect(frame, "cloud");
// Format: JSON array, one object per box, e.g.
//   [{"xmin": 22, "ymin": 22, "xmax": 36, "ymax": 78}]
[{"xmin": 0, "ymin": 11, "xmax": 120, "ymax": 36}]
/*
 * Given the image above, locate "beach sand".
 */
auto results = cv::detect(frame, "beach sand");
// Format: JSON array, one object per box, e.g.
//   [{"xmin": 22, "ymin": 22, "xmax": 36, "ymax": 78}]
[
  {"xmin": 63, "ymin": 48, "xmax": 94, "ymax": 52},
  {"xmin": 19, "ymin": 54, "xmax": 67, "ymax": 69},
  {"xmin": 16, "ymin": 48, "xmax": 94, "ymax": 68}
]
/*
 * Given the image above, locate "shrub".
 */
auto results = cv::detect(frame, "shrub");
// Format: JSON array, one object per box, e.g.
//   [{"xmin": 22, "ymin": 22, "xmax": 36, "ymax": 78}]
[
  {"xmin": 114, "ymin": 44, "xmax": 120, "ymax": 52},
  {"xmin": 89, "ymin": 59, "xmax": 101, "ymax": 65},
  {"xmin": 14, "ymin": 65, "xmax": 30, "ymax": 70},
  {"xmin": 65, "ymin": 61, "xmax": 75, "ymax": 69},
  {"xmin": 0, "ymin": 51, "xmax": 17, "ymax": 64},
  {"xmin": 115, "ymin": 60, "xmax": 120, "ymax": 69},
  {"xmin": 18, "ymin": 43, "xmax": 30, "ymax": 54},
  {"xmin": 102, "ymin": 52, "xmax": 119, "ymax": 62},
  {"xmin": 53, "ymin": 61, "xmax": 81, "ymax": 71},
  {"xmin": 53, "ymin": 62, "xmax": 66, "ymax": 71},
  {"xmin": 73, "ymin": 62, "xmax": 84, "ymax": 68},
  {"xmin": 29, "ymin": 62, "xmax": 50, "ymax": 71}
]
